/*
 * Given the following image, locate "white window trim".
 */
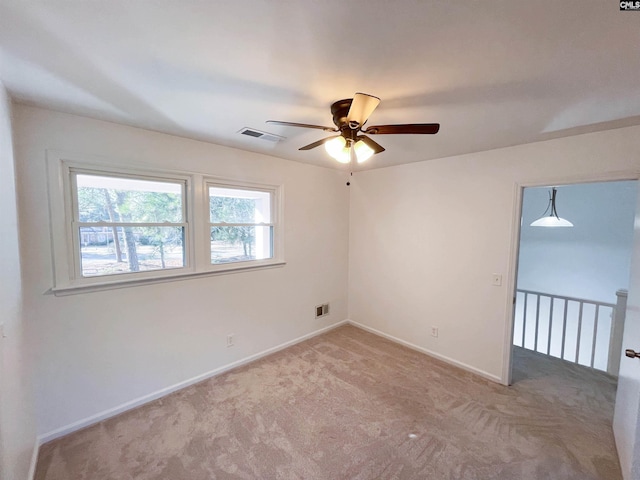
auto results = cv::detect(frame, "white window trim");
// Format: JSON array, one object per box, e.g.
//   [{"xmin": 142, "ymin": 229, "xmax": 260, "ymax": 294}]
[{"xmin": 46, "ymin": 150, "xmax": 285, "ymax": 296}]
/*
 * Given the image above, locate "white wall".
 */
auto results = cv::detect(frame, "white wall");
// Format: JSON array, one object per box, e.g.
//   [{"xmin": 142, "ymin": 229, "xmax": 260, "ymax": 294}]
[
  {"xmin": 0, "ymin": 86, "xmax": 36, "ymax": 479},
  {"xmin": 348, "ymin": 126, "xmax": 640, "ymax": 382},
  {"xmin": 13, "ymin": 105, "xmax": 350, "ymax": 438},
  {"xmin": 13, "ymin": 101, "xmax": 640, "ymax": 449},
  {"xmin": 518, "ymin": 182, "xmax": 636, "ymax": 303}
]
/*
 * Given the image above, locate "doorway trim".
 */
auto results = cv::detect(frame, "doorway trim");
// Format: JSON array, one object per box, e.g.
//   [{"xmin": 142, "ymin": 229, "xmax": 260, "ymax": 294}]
[{"xmin": 501, "ymin": 170, "xmax": 640, "ymax": 386}]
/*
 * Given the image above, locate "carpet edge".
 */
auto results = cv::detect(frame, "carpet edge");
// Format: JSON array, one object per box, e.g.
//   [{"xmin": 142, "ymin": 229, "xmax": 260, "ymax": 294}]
[
  {"xmin": 37, "ymin": 319, "xmax": 349, "ymax": 445},
  {"xmin": 347, "ymin": 320, "xmax": 502, "ymax": 383}
]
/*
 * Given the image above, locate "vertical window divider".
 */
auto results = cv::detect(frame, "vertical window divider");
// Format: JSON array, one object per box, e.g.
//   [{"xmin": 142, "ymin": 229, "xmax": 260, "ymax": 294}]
[{"xmin": 192, "ymin": 174, "xmax": 208, "ymax": 269}]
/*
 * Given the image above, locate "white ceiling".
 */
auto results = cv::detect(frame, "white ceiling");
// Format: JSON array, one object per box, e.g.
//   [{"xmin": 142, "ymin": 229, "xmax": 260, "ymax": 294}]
[{"xmin": 1, "ymin": 1, "xmax": 639, "ymax": 171}]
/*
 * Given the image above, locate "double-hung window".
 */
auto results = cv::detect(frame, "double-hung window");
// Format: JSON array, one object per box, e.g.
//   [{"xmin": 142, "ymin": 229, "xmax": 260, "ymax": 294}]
[
  {"xmin": 71, "ymin": 171, "xmax": 187, "ymax": 278},
  {"xmin": 47, "ymin": 152, "xmax": 283, "ymax": 294},
  {"xmin": 207, "ymin": 184, "xmax": 274, "ymax": 265}
]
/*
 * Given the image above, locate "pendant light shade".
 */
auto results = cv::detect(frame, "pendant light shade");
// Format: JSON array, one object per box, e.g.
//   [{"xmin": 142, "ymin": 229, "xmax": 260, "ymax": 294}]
[
  {"xmin": 530, "ymin": 216, "xmax": 574, "ymax": 227},
  {"xmin": 530, "ymin": 187, "xmax": 573, "ymax": 228}
]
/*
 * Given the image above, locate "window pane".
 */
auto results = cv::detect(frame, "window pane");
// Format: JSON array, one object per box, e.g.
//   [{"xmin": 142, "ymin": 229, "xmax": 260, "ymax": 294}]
[
  {"xmin": 76, "ymin": 174, "xmax": 183, "ymax": 223},
  {"xmin": 209, "ymin": 187, "xmax": 271, "ymax": 223},
  {"xmin": 210, "ymin": 226, "xmax": 272, "ymax": 264},
  {"xmin": 79, "ymin": 226, "xmax": 185, "ymax": 277}
]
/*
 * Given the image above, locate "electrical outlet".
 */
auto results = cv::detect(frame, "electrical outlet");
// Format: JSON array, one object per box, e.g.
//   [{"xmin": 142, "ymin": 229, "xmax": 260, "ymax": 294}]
[
  {"xmin": 226, "ymin": 334, "xmax": 234, "ymax": 347},
  {"xmin": 431, "ymin": 326, "xmax": 438, "ymax": 338}
]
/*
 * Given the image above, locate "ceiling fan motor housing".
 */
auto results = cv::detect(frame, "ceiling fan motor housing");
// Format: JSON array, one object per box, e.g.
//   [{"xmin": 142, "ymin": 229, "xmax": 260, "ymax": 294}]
[
  {"xmin": 331, "ymin": 99, "xmax": 354, "ymax": 128},
  {"xmin": 331, "ymin": 99, "xmax": 361, "ymax": 139}
]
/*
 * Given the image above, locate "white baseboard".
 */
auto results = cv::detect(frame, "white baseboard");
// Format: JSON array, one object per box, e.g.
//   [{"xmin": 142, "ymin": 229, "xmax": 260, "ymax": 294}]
[
  {"xmin": 37, "ymin": 318, "xmax": 500, "ymax": 446},
  {"xmin": 347, "ymin": 320, "xmax": 502, "ymax": 383},
  {"xmin": 38, "ymin": 319, "xmax": 348, "ymax": 445},
  {"xmin": 27, "ymin": 436, "xmax": 39, "ymax": 480}
]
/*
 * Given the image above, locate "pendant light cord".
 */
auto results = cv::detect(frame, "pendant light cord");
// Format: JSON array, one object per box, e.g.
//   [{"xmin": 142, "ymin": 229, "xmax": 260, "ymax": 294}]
[{"xmin": 550, "ymin": 188, "xmax": 561, "ymax": 219}]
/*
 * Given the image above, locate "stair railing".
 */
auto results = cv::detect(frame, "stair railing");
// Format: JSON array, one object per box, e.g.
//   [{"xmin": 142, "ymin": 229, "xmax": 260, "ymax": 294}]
[{"xmin": 513, "ymin": 289, "xmax": 627, "ymax": 375}]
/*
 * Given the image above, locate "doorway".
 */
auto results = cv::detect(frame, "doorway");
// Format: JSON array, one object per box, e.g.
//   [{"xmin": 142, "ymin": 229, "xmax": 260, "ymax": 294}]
[{"xmin": 510, "ymin": 180, "xmax": 637, "ymax": 381}]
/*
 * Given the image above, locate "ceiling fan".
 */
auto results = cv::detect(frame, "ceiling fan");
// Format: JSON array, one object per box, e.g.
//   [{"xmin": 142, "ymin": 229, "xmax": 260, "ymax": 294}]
[{"xmin": 267, "ymin": 93, "xmax": 440, "ymax": 164}]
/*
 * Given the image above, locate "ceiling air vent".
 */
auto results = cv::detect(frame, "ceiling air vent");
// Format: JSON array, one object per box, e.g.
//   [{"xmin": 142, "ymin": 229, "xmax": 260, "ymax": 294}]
[{"xmin": 237, "ymin": 127, "xmax": 284, "ymax": 143}]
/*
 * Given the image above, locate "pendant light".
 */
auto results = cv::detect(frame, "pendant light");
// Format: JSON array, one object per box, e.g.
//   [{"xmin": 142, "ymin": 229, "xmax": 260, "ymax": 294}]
[{"xmin": 530, "ymin": 187, "xmax": 573, "ymax": 227}]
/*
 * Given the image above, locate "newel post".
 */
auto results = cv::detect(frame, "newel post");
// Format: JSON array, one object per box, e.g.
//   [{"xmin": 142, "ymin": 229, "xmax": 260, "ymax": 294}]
[{"xmin": 608, "ymin": 289, "xmax": 628, "ymax": 376}]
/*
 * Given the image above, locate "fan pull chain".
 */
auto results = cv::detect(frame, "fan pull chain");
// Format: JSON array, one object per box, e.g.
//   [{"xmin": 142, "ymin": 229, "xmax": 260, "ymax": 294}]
[{"xmin": 346, "ymin": 171, "xmax": 352, "ymax": 186}]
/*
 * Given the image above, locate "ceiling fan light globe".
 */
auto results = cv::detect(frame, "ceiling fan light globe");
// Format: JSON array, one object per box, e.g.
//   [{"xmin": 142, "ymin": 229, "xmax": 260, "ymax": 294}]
[
  {"xmin": 325, "ymin": 136, "xmax": 351, "ymax": 163},
  {"xmin": 335, "ymin": 150, "xmax": 351, "ymax": 163},
  {"xmin": 354, "ymin": 140, "xmax": 374, "ymax": 163},
  {"xmin": 325, "ymin": 136, "xmax": 346, "ymax": 156}
]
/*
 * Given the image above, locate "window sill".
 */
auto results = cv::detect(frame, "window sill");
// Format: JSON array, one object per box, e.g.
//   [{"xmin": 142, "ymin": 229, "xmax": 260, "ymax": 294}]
[{"xmin": 48, "ymin": 260, "xmax": 286, "ymax": 296}]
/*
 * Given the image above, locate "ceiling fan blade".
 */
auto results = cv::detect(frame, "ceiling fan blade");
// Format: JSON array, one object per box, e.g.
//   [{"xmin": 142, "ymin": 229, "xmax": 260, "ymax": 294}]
[
  {"xmin": 347, "ymin": 93, "xmax": 380, "ymax": 128},
  {"xmin": 266, "ymin": 120, "xmax": 338, "ymax": 132},
  {"xmin": 299, "ymin": 135, "xmax": 341, "ymax": 151},
  {"xmin": 364, "ymin": 123, "xmax": 440, "ymax": 135},
  {"xmin": 358, "ymin": 135, "xmax": 385, "ymax": 154}
]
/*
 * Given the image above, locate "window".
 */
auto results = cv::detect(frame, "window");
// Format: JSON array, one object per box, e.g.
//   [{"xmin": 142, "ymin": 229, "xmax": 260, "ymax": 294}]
[
  {"xmin": 72, "ymin": 172, "xmax": 187, "ymax": 278},
  {"xmin": 47, "ymin": 152, "xmax": 283, "ymax": 294},
  {"xmin": 208, "ymin": 185, "xmax": 273, "ymax": 265}
]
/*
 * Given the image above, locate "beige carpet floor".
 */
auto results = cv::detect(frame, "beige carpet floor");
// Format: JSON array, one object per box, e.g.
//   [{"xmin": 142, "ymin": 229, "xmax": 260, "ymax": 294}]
[{"xmin": 35, "ymin": 325, "xmax": 621, "ymax": 479}]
